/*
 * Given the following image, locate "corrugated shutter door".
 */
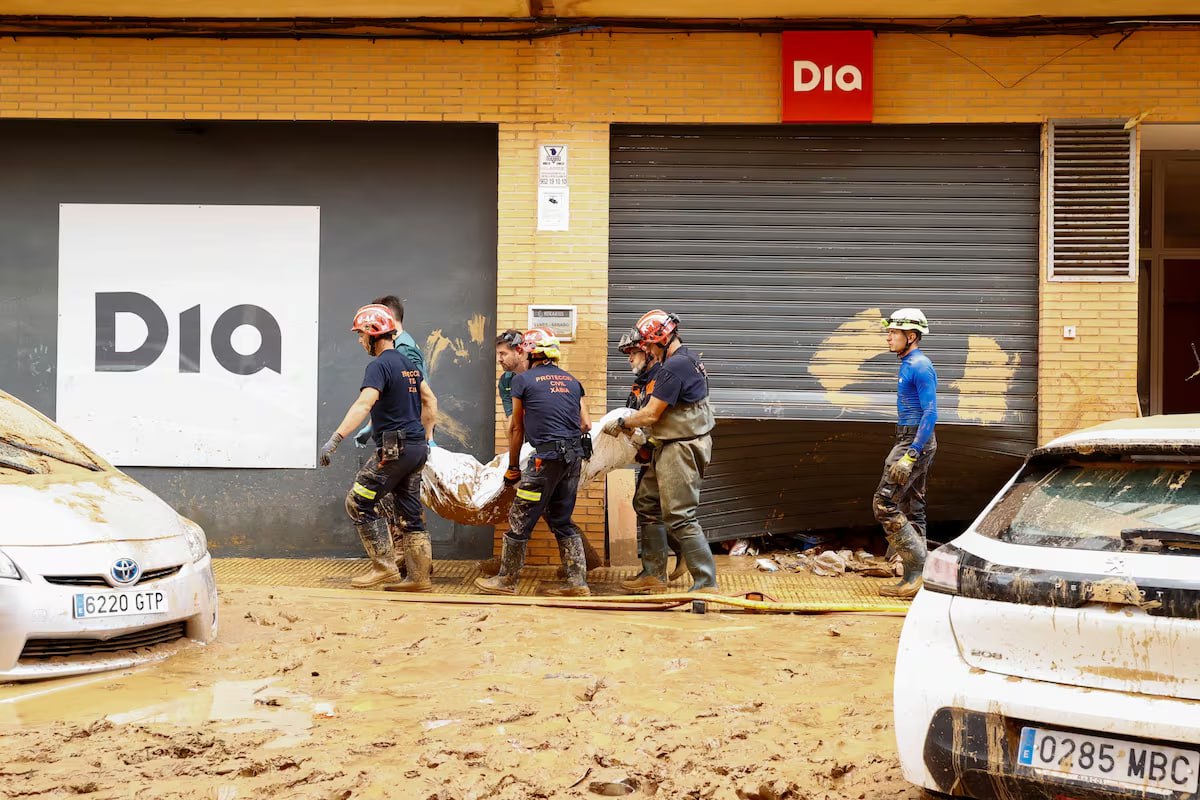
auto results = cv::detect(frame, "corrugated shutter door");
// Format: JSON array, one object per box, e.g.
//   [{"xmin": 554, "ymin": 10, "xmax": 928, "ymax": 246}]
[
  {"xmin": 608, "ymin": 124, "xmax": 1042, "ymax": 541},
  {"xmin": 609, "ymin": 124, "xmax": 1040, "ymax": 432}
]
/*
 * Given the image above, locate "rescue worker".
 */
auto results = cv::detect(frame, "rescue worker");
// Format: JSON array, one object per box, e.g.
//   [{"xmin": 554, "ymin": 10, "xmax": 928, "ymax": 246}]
[
  {"xmin": 495, "ymin": 328, "xmax": 528, "ymax": 420},
  {"xmin": 873, "ymin": 308, "xmax": 938, "ymax": 598},
  {"xmin": 477, "ymin": 328, "xmax": 602, "ymax": 578},
  {"xmin": 475, "ymin": 328, "xmax": 593, "ymax": 597},
  {"xmin": 602, "ymin": 310, "xmax": 718, "ymax": 594},
  {"xmin": 319, "ymin": 304, "xmax": 438, "ymax": 593},
  {"xmin": 619, "ymin": 327, "xmax": 686, "ymax": 582},
  {"xmin": 351, "ymin": 295, "xmax": 436, "ymax": 586}
]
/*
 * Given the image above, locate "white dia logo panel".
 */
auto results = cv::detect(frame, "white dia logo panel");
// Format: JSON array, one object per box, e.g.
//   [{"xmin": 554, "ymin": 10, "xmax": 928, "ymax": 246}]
[{"xmin": 56, "ymin": 204, "xmax": 321, "ymax": 468}]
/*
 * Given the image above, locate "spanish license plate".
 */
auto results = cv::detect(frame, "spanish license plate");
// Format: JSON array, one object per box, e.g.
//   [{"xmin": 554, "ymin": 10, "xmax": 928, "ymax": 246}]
[
  {"xmin": 1018, "ymin": 726, "xmax": 1199, "ymax": 794},
  {"xmin": 72, "ymin": 590, "xmax": 168, "ymax": 619}
]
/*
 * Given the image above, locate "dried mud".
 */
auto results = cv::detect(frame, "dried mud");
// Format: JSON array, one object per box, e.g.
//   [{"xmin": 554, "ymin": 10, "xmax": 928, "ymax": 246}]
[{"xmin": 0, "ymin": 586, "xmax": 920, "ymax": 800}]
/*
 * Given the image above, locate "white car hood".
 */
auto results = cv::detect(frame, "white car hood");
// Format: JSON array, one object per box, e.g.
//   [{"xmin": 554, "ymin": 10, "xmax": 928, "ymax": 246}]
[{"xmin": 0, "ymin": 472, "xmax": 185, "ymax": 547}]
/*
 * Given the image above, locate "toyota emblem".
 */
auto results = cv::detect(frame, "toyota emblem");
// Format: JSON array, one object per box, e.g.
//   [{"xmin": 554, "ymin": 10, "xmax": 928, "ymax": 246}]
[{"xmin": 111, "ymin": 558, "xmax": 140, "ymax": 586}]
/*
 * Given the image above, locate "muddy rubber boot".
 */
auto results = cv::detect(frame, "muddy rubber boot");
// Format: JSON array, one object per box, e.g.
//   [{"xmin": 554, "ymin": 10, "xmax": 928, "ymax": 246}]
[
  {"xmin": 477, "ymin": 557, "xmax": 502, "ymax": 577},
  {"xmin": 667, "ymin": 530, "xmax": 688, "ymax": 581},
  {"xmin": 474, "ymin": 535, "xmax": 526, "ymax": 595},
  {"xmin": 556, "ymin": 535, "xmax": 604, "ymax": 578},
  {"xmin": 880, "ymin": 522, "xmax": 927, "ymax": 598},
  {"xmin": 621, "ymin": 524, "xmax": 669, "ymax": 593},
  {"xmin": 545, "ymin": 535, "xmax": 591, "ymax": 597},
  {"xmin": 385, "ymin": 531, "xmax": 433, "ymax": 593},
  {"xmin": 678, "ymin": 530, "xmax": 719, "ymax": 593},
  {"xmin": 350, "ymin": 520, "xmax": 401, "ymax": 589},
  {"xmin": 393, "ymin": 527, "xmax": 412, "ymax": 578}
]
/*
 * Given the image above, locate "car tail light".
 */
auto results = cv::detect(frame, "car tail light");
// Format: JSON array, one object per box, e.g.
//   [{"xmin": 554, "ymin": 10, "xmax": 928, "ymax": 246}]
[{"xmin": 923, "ymin": 544, "xmax": 962, "ymax": 595}]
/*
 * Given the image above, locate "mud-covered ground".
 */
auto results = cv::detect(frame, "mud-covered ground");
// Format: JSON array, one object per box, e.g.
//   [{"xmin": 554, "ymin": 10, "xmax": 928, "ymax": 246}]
[{"xmin": 0, "ymin": 585, "xmax": 920, "ymax": 800}]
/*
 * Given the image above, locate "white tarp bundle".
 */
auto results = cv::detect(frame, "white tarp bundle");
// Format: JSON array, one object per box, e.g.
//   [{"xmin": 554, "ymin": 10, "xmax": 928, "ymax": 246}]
[{"xmin": 421, "ymin": 408, "xmax": 638, "ymax": 526}]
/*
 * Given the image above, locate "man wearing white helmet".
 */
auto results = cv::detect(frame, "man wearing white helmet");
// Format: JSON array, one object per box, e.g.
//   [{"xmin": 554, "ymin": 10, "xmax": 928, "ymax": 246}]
[{"xmin": 874, "ymin": 308, "xmax": 938, "ymax": 598}]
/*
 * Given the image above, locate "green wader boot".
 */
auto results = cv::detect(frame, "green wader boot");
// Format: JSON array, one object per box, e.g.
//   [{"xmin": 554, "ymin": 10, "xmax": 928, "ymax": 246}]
[
  {"xmin": 620, "ymin": 524, "xmax": 669, "ymax": 593},
  {"xmin": 677, "ymin": 529, "xmax": 720, "ymax": 593}
]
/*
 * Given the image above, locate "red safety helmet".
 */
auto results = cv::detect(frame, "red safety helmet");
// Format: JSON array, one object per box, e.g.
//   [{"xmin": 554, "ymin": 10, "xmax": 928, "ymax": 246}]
[
  {"xmin": 351, "ymin": 304, "xmax": 397, "ymax": 337},
  {"xmin": 635, "ymin": 309, "xmax": 679, "ymax": 346}
]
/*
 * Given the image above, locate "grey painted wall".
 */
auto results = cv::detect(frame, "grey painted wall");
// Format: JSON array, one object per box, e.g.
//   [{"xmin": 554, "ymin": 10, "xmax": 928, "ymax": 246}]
[{"xmin": 0, "ymin": 120, "xmax": 499, "ymax": 558}]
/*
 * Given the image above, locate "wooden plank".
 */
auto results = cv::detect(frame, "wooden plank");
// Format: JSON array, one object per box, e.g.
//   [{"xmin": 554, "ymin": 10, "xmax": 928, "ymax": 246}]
[{"xmin": 606, "ymin": 468, "xmax": 639, "ymax": 566}]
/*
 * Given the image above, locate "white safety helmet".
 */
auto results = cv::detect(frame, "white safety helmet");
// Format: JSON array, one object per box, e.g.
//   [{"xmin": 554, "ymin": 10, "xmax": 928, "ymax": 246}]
[{"xmin": 882, "ymin": 308, "xmax": 930, "ymax": 336}]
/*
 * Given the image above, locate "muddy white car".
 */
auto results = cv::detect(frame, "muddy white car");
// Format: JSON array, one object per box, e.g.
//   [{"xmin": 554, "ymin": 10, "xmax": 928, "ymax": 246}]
[
  {"xmin": 895, "ymin": 414, "xmax": 1200, "ymax": 800},
  {"xmin": 0, "ymin": 390, "xmax": 217, "ymax": 681}
]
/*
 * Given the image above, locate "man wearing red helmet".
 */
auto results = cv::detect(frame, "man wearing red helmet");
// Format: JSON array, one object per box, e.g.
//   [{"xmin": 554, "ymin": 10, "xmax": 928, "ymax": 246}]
[
  {"xmin": 475, "ymin": 328, "xmax": 594, "ymax": 597},
  {"xmin": 318, "ymin": 303, "xmax": 439, "ymax": 593},
  {"xmin": 602, "ymin": 310, "xmax": 719, "ymax": 593}
]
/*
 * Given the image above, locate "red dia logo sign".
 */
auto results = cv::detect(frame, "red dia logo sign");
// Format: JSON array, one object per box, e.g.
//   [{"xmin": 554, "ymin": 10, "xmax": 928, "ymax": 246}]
[{"xmin": 781, "ymin": 31, "xmax": 874, "ymax": 123}]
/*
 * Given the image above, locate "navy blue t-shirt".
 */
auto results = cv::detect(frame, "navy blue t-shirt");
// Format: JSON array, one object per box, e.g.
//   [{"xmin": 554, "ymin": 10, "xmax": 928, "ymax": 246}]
[
  {"xmin": 361, "ymin": 348, "xmax": 425, "ymax": 444},
  {"xmin": 511, "ymin": 362, "xmax": 585, "ymax": 451},
  {"xmin": 651, "ymin": 346, "xmax": 709, "ymax": 407}
]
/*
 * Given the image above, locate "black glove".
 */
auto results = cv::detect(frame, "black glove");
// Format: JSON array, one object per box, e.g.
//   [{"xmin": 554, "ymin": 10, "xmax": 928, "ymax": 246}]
[
  {"xmin": 319, "ymin": 433, "xmax": 343, "ymax": 467},
  {"xmin": 580, "ymin": 432, "xmax": 594, "ymax": 459},
  {"xmin": 504, "ymin": 466, "xmax": 522, "ymax": 486}
]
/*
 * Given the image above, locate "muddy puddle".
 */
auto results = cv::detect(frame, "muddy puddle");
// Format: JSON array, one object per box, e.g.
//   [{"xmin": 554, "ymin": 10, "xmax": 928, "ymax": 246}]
[{"xmin": 0, "ymin": 585, "xmax": 919, "ymax": 799}]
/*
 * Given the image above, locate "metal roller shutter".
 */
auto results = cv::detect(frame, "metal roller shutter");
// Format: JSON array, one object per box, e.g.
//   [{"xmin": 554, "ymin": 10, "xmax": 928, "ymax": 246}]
[{"xmin": 608, "ymin": 124, "xmax": 1041, "ymax": 540}]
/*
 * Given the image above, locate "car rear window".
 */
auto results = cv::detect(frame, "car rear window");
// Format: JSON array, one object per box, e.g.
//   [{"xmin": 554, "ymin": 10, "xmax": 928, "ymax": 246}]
[
  {"xmin": 0, "ymin": 393, "xmax": 103, "ymax": 475},
  {"xmin": 976, "ymin": 460, "xmax": 1200, "ymax": 551}
]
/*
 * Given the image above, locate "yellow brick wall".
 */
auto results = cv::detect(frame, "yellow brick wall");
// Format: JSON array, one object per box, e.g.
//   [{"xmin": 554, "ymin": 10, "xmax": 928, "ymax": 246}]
[{"xmin": 3, "ymin": 30, "xmax": 1197, "ymax": 557}]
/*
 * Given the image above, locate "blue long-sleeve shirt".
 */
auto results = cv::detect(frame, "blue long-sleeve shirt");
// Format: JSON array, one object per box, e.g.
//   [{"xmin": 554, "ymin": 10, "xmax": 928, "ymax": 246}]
[{"xmin": 897, "ymin": 348, "xmax": 938, "ymax": 452}]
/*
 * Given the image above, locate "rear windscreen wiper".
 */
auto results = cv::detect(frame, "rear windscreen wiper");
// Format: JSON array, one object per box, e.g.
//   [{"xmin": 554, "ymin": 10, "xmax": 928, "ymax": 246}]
[{"xmin": 1120, "ymin": 527, "xmax": 1200, "ymax": 552}]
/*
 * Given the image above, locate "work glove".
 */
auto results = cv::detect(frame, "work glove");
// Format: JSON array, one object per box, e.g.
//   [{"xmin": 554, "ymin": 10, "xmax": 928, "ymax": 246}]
[
  {"xmin": 503, "ymin": 466, "xmax": 522, "ymax": 486},
  {"xmin": 887, "ymin": 450, "xmax": 918, "ymax": 485},
  {"xmin": 319, "ymin": 432, "xmax": 343, "ymax": 467},
  {"xmin": 601, "ymin": 416, "xmax": 626, "ymax": 437},
  {"xmin": 428, "ymin": 439, "xmax": 438, "ymax": 448},
  {"xmin": 353, "ymin": 423, "xmax": 373, "ymax": 448}
]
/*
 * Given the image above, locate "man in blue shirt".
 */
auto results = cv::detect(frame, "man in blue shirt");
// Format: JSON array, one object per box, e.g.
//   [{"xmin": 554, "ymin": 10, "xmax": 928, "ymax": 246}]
[
  {"xmin": 318, "ymin": 304, "xmax": 439, "ymax": 592},
  {"xmin": 602, "ymin": 310, "xmax": 718, "ymax": 594},
  {"xmin": 477, "ymin": 328, "xmax": 602, "ymax": 579},
  {"xmin": 873, "ymin": 308, "xmax": 938, "ymax": 598},
  {"xmin": 475, "ymin": 328, "xmax": 594, "ymax": 597},
  {"xmin": 352, "ymin": 295, "xmax": 434, "ymax": 584}
]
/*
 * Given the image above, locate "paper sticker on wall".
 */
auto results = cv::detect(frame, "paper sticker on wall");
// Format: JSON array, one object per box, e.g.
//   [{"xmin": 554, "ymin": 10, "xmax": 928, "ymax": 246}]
[{"xmin": 56, "ymin": 204, "xmax": 320, "ymax": 468}]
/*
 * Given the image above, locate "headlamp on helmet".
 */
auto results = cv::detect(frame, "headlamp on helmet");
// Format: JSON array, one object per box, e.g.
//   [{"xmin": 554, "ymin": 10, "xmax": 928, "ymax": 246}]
[{"xmin": 881, "ymin": 308, "xmax": 930, "ymax": 336}]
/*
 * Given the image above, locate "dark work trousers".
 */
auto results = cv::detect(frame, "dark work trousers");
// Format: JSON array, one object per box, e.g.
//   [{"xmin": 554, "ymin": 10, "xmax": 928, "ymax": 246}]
[
  {"xmin": 508, "ymin": 454, "xmax": 583, "ymax": 542},
  {"xmin": 872, "ymin": 428, "xmax": 937, "ymax": 542},
  {"xmin": 345, "ymin": 441, "xmax": 429, "ymax": 533}
]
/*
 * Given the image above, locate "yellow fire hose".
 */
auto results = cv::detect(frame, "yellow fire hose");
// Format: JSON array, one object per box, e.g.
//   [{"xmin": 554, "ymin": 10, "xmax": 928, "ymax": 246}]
[{"xmin": 300, "ymin": 588, "xmax": 910, "ymax": 615}]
